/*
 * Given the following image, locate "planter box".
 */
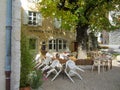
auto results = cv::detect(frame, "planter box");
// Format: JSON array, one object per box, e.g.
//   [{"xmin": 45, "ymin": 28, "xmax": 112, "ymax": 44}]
[{"xmin": 75, "ymin": 59, "xmax": 93, "ymax": 65}]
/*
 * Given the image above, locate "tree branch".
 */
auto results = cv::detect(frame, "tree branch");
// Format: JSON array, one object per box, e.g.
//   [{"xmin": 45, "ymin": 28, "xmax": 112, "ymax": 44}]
[
  {"xmin": 57, "ymin": 0, "xmax": 79, "ymax": 12},
  {"xmin": 84, "ymin": 0, "xmax": 112, "ymax": 21}
]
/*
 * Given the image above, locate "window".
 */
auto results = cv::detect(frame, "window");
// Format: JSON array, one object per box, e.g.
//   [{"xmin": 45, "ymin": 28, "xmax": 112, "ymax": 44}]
[
  {"xmin": 29, "ymin": 38, "xmax": 37, "ymax": 50},
  {"xmin": 63, "ymin": 40, "xmax": 67, "ymax": 49},
  {"xmin": 48, "ymin": 39, "xmax": 67, "ymax": 51},
  {"xmin": 23, "ymin": 10, "xmax": 42, "ymax": 26},
  {"xmin": 28, "ymin": 11, "xmax": 37, "ymax": 25},
  {"xmin": 58, "ymin": 40, "xmax": 62, "ymax": 49},
  {"xmin": 49, "ymin": 40, "xmax": 56, "ymax": 50}
]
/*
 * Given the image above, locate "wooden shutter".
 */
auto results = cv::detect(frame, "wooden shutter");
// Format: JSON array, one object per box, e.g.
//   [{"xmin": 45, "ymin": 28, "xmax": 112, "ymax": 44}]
[
  {"xmin": 54, "ymin": 18, "xmax": 61, "ymax": 29},
  {"xmin": 37, "ymin": 13, "xmax": 42, "ymax": 26},
  {"xmin": 23, "ymin": 10, "xmax": 28, "ymax": 25}
]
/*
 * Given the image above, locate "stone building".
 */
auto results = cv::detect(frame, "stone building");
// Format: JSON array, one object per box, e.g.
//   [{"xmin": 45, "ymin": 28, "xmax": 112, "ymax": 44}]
[
  {"xmin": 109, "ymin": 29, "xmax": 120, "ymax": 45},
  {"xmin": 0, "ymin": 0, "xmax": 119, "ymax": 90},
  {"xmin": 0, "ymin": 0, "xmax": 21, "ymax": 90},
  {"xmin": 0, "ymin": 0, "xmax": 75, "ymax": 90},
  {"xmin": 0, "ymin": 1, "xmax": 6, "ymax": 90},
  {"xmin": 21, "ymin": 0, "xmax": 76, "ymax": 56},
  {"xmin": 98, "ymin": 29, "xmax": 120, "ymax": 48}
]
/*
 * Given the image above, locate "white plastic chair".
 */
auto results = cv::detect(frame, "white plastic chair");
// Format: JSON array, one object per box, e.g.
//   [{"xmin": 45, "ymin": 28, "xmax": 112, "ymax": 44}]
[
  {"xmin": 44, "ymin": 60, "xmax": 62, "ymax": 81},
  {"xmin": 37, "ymin": 57, "xmax": 52, "ymax": 70},
  {"xmin": 64, "ymin": 60, "xmax": 84, "ymax": 83},
  {"xmin": 92, "ymin": 59, "xmax": 105, "ymax": 74},
  {"xmin": 106, "ymin": 53, "xmax": 113, "ymax": 70},
  {"xmin": 33, "ymin": 53, "xmax": 42, "ymax": 69},
  {"xmin": 92, "ymin": 53, "xmax": 111, "ymax": 74}
]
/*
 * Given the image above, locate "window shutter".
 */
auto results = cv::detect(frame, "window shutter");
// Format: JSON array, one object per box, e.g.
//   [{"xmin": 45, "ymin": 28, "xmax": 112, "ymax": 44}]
[
  {"xmin": 54, "ymin": 18, "xmax": 61, "ymax": 29},
  {"xmin": 23, "ymin": 10, "xmax": 28, "ymax": 25},
  {"xmin": 37, "ymin": 13, "xmax": 42, "ymax": 26}
]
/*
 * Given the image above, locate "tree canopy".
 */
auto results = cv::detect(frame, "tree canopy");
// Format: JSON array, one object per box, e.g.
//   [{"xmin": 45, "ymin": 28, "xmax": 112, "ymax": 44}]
[
  {"xmin": 38, "ymin": 0, "xmax": 120, "ymax": 32},
  {"xmin": 38, "ymin": 0, "xmax": 120, "ymax": 58}
]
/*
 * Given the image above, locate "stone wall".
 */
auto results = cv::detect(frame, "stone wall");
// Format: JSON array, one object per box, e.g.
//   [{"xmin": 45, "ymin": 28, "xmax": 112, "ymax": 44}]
[
  {"xmin": 11, "ymin": 0, "xmax": 21, "ymax": 90},
  {"xmin": 109, "ymin": 29, "xmax": 120, "ymax": 45},
  {"xmin": 0, "ymin": 0, "xmax": 6, "ymax": 90},
  {"xmin": 21, "ymin": 6, "xmax": 76, "ymax": 54}
]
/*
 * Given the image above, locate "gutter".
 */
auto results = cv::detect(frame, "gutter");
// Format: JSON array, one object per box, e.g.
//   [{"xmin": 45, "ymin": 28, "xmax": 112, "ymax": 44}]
[{"xmin": 5, "ymin": 0, "xmax": 12, "ymax": 90}]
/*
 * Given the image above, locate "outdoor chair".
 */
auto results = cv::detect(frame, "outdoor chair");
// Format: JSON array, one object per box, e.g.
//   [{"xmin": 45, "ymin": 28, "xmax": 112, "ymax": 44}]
[
  {"xmin": 64, "ymin": 60, "xmax": 84, "ymax": 83},
  {"xmin": 33, "ymin": 53, "xmax": 43, "ymax": 69},
  {"xmin": 92, "ymin": 58, "xmax": 105, "ymax": 74},
  {"xmin": 104, "ymin": 53, "xmax": 113, "ymax": 70},
  {"xmin": 44, "ymin": 60, "xmax": 62, "ymax": 81},
  {"xmin": 37, "ymin": 57, "xmax": 52, "ymax": 70},
  {"xmin": 92, "ymin": 52, "xmax": 112, "ymax": 74}
]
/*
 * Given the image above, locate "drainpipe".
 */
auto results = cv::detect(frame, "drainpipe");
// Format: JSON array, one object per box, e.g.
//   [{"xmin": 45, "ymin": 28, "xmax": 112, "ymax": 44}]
[{"xmin": 5, "ymin": 0, "xmax": 12, "ymax": 90}]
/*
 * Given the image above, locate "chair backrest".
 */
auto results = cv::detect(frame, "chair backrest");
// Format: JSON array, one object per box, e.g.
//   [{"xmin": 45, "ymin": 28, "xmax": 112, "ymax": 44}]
[
  {"xmin": 43, "ymin": 57, "xmax": 52, "ymax": 65},
  {"xmin": 46, "ymin": 51, "xmax": 53, "ymax": 58},
  {"xmin": 35, "ymin": 54, "xmax": 41, "ymax": 61},
  {"xmin": 66, "ymin": 60, "xmax": 76, "ymax": 69},
  {"xmin": 50, "ymin": 60, "xmax": 62, "ymax": 68}
]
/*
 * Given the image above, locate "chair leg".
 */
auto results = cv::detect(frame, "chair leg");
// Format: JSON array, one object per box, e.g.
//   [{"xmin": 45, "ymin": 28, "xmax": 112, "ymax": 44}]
[
  {"xmin": 77, "ymin": 67, "xmax": 85, "ymax": 72},
  {"xmin": 91, "ymin": 65, "xmax": 94, "ymax": 72},
  {"xmin": 37, "ymin": 63, "xmax": 44, "ymax": 69},
  {"xmin": 52, "ymin": 72, "xmax": 59, "ymax": 81},
  {"xmin": 51, "ymin": 69, "xmax": 62, "ymax": 81},
  {"xmin": 108, "ymin": 60, "xmax": 112, "ymax": 70},
  {"xmin": 46, "ymin": 71, "xmax": 51, "ymax": 78},
  {"xmin": 64, "ymin": 71, "xmax": 74, "ymax": 83},
  {"xmin": 42, "ymin": 65, "xmax": 50, "ymax": 72},
  {"xmin": 70, "ymin": 70, "xmax": 83, "ymax": 80},
  {"xmin": 46, "ymin": 69, "xmax": 55, "ymax": 78},
  {"xmin": 98, "ymin": 64, "xmax": 100, "ymax": 74},
  {"xmin": 72, "ymin": 71, "xmax": 83, "ymax": 80}
]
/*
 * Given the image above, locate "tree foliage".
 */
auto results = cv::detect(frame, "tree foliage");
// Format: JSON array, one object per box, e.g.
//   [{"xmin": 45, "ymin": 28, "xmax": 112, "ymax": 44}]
[
  {"xmin": 38, "ymin": 0, "xmax": 120, "ymax": 31},
  {"xmin": 38, "ymin": 0, "xmax": 120, "ymax": 58}
]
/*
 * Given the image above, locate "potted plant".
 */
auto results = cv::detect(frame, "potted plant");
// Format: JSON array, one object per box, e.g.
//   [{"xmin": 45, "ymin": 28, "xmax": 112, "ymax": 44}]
[
  {"xmin": 29, "ymin": 70, "xmax": 43, "ymax": 90},
  {"xmin": 20, "ymin": 31, "xmax": 34, "ymax": 90}
]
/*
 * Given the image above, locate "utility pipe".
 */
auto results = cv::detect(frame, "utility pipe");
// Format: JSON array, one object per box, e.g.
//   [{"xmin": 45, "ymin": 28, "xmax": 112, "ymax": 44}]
[{"xmin": 5, "ymin": 0, "xmax": 12, "ymax": 90}]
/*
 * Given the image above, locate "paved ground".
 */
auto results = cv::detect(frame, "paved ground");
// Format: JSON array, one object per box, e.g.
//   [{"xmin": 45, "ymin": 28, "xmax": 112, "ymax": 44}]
[{"xmin": 39, "ymin": 59, "xmax": 120, "ymax": 90}]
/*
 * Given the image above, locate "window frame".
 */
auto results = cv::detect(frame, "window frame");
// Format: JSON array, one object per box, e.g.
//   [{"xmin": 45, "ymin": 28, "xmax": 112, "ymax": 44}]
[
  {"xmin": 48, "ymin": 38, "xmax": 67, "ymax": 51},
  {"xmin": 28, "ymin": 11, "xmax": 37, "ymax": 26},
  {"xmin": 28, "ymin": 38, "xmax": 37, "ymax": 50}
]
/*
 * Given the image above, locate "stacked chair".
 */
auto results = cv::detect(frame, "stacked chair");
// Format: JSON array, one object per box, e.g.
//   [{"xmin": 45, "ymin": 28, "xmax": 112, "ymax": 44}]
[
  {"xmin": 64, "ymin": 60, "xmax": 84, "ymax": 83},
  {"xmin": 42, "ymin": 59, "xmax": 62, "ymax": 81},
  {"xmin": 37, "ymin": 57, "xmax": 52, "ymax": 70}
]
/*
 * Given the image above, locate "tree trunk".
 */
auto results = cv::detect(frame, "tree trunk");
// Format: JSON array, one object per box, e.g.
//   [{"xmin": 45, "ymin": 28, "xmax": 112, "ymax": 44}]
[
  {"xmin": 76, "ymin": 24, "xmax": 89, "ymax": 59},
  {"xmin": 88, "ymin": 32, "xmax": 99, "ymax": 51}
]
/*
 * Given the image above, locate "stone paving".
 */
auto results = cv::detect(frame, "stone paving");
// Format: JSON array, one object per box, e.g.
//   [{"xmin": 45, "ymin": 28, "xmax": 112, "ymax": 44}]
[{"xmin": 38, "ymin": 59, "xmax": 120, "ymax": 90}]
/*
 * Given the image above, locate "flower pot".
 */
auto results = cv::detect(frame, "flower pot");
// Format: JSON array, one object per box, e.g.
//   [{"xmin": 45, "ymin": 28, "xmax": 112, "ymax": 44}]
[
  {"xmin": 32, "ymin": 87, "xmax": 43, "ymax": 90},
  {"xmin": 20, "ymin": 88, "xmax": 24, "ymax": 90},
  {"xmin": 20, "ymin": 86, "xmax": 31, "ymax": 90},
  {"xmin": 24, "ymin": 87, "xmax": 31, "ymax": 90}
]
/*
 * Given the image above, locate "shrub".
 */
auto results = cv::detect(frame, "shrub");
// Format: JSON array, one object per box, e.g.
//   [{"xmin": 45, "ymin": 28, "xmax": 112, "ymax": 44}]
[
  {"xmin": 29, "ymin": 70, "xmax": 43, "ymax": 89},
  {"xmin": 20, "ymin": 31, "xmax": 34, "ymax": 87}
]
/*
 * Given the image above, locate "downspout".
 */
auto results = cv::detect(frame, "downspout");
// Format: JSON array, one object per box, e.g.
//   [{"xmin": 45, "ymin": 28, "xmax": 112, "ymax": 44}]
[{"xmin": 5, "ymin": 0, "xmax": 12, "ymax": 90}]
